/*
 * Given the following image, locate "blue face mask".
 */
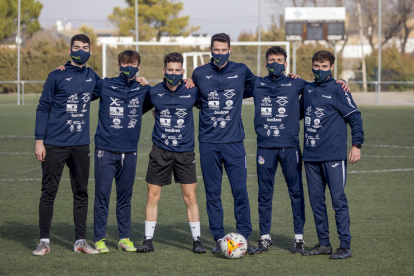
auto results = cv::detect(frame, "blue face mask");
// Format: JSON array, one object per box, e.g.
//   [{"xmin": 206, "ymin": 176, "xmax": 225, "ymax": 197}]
[
  {"xmin": 211, "ymin": 51, "xmax": 230, "ymax": 67},
  {"xmin": 266, "ymin": 62, "xmax": 285, "ymax": 77},
  {"xmin": 70, "ymin": 49, "xmax": 91, "ymax": 65},
  {"xmin": 120, "ymin": 66, "xmax": 139, "ymax": 79},
  {"xmin": 312, "ymin": 68, "xmax": 331, "ymax": 82},
  {"xmin": 164, "ymin": 72, "xmax": 183, "ymax": 86}
]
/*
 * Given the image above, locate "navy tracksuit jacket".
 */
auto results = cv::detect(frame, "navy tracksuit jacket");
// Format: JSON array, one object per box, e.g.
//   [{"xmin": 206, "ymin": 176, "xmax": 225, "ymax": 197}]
[
  {"xmin": 93, "ymin": 75, "xmax": 151, "ymax": 242},
  {"xmin": 147, "ymin": 81, "xmax": 200, "ymax": 153},
  {"xmin": 35, "ymin": 61, "xmax": 99, "ymax": 145},
  {"xmin": 302, "ymin": 76, "xmax": 364, "ymax": 249},
  {"xmin": 192, "ymin": 59, "xmax": 255, "ymax": 241},
  {"xmin": 250, "ymin": 73, "xmax": 307, "ymax": 236}
]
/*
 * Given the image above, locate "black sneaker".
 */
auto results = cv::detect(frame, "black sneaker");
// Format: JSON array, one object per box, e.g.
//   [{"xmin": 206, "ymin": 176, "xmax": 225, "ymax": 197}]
[
  {"xmin": 292, "ymin": 239, "xmax": 305, "ymax": 254},
  {"xmin": 302, "ymin": 244, "xmax": 332, "ymax": 256},
  {"xmin": 246, "ymin": 240, "xmax": 255, "ymax": 255},
  {"xmin": 137, "ymin": 238, "xmax": 154, "ymax": 253},
  {"xmin": 255, "ymin": 239, "xmax": 272, "ymax": 254},
  {"xmin": 329, "ymin": 247, "xmax": 352, "ymax": 259},
  {"xmin": 211, "ymin": 239, "xmax": 222, "ymax": 254},
  {"xmin": 193, "ymin": 236, "xmax": 206, "ymax": 254}
]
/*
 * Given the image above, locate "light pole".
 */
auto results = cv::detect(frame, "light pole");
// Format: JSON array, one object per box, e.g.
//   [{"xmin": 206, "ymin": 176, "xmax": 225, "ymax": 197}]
[
  {"xmin": 257, "ymin": 0, "xmax": 261, "ymax": 76},
  {"xmin": 17, "ymin": 0, "xmax": 21, "ymax": 105},
  {"xmin": 135, "ymin": 0, "xmax": 139, "ymax": 52}
]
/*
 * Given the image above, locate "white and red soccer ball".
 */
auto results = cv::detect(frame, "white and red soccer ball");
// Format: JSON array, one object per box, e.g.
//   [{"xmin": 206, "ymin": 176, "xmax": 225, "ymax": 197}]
[{"xmin": 220, "ymin": 232, "xmax": 248, "ymax": 259}]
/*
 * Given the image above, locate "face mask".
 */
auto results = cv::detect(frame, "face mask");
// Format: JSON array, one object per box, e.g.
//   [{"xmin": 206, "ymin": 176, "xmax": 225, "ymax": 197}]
[
  {"xmin": 164, "ymin": 72, "xmax": 183, "ymax": 86},
  {"xmin": 70, "ymin": 49, "xmax": 90, "ymax": 65},
  {"xmin": 120, "ymin": 66, "xmax": 139, "ymax": 79},
  {"xmin": 312, "ymin": 68, "xmax": 331, "ymax": 82},
  {"xmin": 266, "ymin": 62, "xmax": 285, "ymax": 77},
  {"xmin": 211, "ymin": 51, "xmax": 230, "ymax": 67}
]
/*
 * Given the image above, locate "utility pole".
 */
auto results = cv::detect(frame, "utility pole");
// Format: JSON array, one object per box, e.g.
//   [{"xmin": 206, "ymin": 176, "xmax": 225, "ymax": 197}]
[
  {"xmin": 17, "ymin": 0, "xmax": 21, "ymax": 105},
  {"xmin": 135, "ymin": 0, "xmax": 139, "ymax": 52},
  {"xmin": 257, "ymin": 0, "xmax": 261, "ymax": 76},
  {"xmin": 377, "ymin": 0, "xmax": 381, "ymax": 104},
  {"xmin": 357, "ymin": 3, "xmax": 367, "ymax": 92}
]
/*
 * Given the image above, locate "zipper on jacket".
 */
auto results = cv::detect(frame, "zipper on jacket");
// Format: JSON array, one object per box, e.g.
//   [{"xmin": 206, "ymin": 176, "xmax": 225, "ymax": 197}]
[
  {"xmin": 171, "ymin": 91, "xmax": 175, "ymax": 104},
  {"xmin": 78, "ymin": 70, "xmax": 82, "ymax": 91}
]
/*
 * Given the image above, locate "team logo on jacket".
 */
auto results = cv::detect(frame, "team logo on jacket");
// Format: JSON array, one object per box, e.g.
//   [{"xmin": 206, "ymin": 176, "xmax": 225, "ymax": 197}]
[
  {"xmin": 314, "ymin": 107, "xmax": 325, "ymax": 118},
  {"xmin": 128, "ymin": 118, "xmax": 137, "ymax": 128},
  {"xmin": 258, "ymin": 156, "xmax": 265, "ymax": 165},
  {"xmin": 67, "ymin": 94, "xmax": 78, "ymax": 103},
  {"xmin": 160, "ymin": 118, "xmax": 171, "ymax": 127},
  {"xmin": 66, "ymin": 104, "xmax": 77, "ymax": 113},
  {"xmin": 110, "ymin": 97, "xmax": 122, "ymax": 106},
  {"xmin": 310, "ymin": 139, "xmax": 316, "ymax": 147},
  {"xmin": 306, "ymin": 106, "xmax": 311, "ymax": 116},
  {"xmin": 176, "ymin": 119, "xmax": 185, "ymax": 128},
  {"xmin": 130, "ymin": 108, "xmax": 137, "ymax": 115},
  {"xmin": 276, "ymin": 96, "xmax": 288, "ymax": 106},
  {"xmin": 223, "ymin": 100, "xmax": 233, "ymax": 110},
  {"xmin": 172, "ymin": 139, "xmax": 178, "ymax": 146},
  {"xmin": 97, "ymin": 150, "xmax": 104, "ymax": 158},
  {"xmin": 76, "ymin": 124, "xmax": 82, "ymax": 132},
  {"xmin": 160, "ymin": 109, "xmax": 171, "ymax": 117},
  {"xmin": 110, "ymin": 107, "xmax": 124, "ymax": 117},
  {"xmin": 208, "ymin": 91, "xmax": 219, "ymax": 100},
  {"xmin": 346, "ymin": 95, "xmax": 355, "ymax": 108},
  {"xmin": 70, "ymin": 125, "xmax": 75, "ymax": 132},
  {"xmin": 223, "ymin": 89, "xmax": 235, "ymax": 99},
  {"xmin": 111, "ymin": 118, "xmax": 123, "ymax": 129},
  {"xmin": 261, "ymin": 107, "xmax": 272, "ymax": 117},
  {"xmin": 276, "ymin": 107, "xmax": 288, "ymax": 117},
  {"xmin": 82, "ymin": 93, "xmax": 90, "ymax": 103},
  {"xmin": 65, "ymin": 77, "xmax": 73, "ymax": 82},
  {"xmin": 128, "ymin": 97, "xmax": 140, "ymax": 107},
  {"xmin": 261, "ymin": 96, "xmax": 272, "ymax": 106},
  {"xmin": 305, "ymin": 116, "xmax": 311, "ymax": 126},
  {"xmin": 175, "ymin": 108, "xmax": 187, "ymax": 118},
  {"xmin": 219, "ymin": 121, "xmax": 226, "ymax": 128},
  {"xmin": 86, "ymin": 78, "xmax": 92, "ymax": 82},
  {"xmin": 273, "ymin": 129, "xmax": 280, "ymax": 137},
  {"xmin": 208, "ymin": 101, "xmax": 219, "ymax": 109},
  {"xmin": 313, "ymin": 119, "xmax": 322, "ymax": 128},
  {"xmin": 81, "ymin": 104, "xmax": 87, "ymax": 113}
]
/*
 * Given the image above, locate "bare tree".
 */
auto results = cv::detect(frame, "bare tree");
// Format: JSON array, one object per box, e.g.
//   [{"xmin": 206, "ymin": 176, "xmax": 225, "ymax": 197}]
[{"xmin": 398, "ymin": 0, "xmax": 414, "ymax": 54}]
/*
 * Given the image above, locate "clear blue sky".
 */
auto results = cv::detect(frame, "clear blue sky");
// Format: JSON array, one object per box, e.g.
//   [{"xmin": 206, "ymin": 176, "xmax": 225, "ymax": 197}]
[{"xmin": 37, "ymin": 0, "xmax": 287, "ymax": 40}]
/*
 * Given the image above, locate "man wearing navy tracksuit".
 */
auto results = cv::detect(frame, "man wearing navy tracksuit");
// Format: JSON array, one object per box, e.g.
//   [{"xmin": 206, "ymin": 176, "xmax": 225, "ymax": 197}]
[
  {"xmin": 34, "ymin": 34, "xmax": 100, "ymax": 256},
  {"xmin": 93, "ymin": 50, "xmax": 152, "ymax": 253},
  {"xmin": 302, "ymin": 50, "xmax": 364, "ymax": 259},
  {"xmin": 250, "ymin": 46, "xmax": 307, "ymax": 254},
  {"xmin": 191, "ymin": 33, "xmax": 256, "ymax": 254}
]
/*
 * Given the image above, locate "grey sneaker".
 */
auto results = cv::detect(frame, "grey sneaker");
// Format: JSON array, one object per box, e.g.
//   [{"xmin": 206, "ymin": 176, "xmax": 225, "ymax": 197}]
[
  {"xmin": 292, "ymin": 239, "xmax": 305, "ymax": 254},
  {"xmin": 32, "ymin": 241, "xmax": 50, "ymax": 256},
  {"xmin": 74, "ymin": 240, "xmax": 99, "ymax": 255}
]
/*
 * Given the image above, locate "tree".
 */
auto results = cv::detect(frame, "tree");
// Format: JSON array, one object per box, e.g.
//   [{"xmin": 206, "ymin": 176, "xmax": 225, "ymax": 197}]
[
  {"xmin": 108, "ymin": 0, "xmax": 199, "ymax": 41},
  {"xmin": 0, "ymin": 0, "xmax": 43, "ymax": 41}
]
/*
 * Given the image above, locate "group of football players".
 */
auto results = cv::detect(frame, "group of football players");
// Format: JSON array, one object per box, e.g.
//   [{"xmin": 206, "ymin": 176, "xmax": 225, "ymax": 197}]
[{"xmin": 33, "ymin": 32, "xmax": 363, "ymax": 260}]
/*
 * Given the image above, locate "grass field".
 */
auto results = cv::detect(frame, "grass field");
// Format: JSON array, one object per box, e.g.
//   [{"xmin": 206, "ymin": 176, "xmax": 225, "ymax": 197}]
[{"xmin": 0, "ymin": 102, "xmax": 413, "ymax": 275}]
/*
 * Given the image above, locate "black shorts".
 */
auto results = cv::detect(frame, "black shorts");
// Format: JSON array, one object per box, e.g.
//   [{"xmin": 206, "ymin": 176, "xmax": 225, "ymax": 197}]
[{"xmin": 145, "ymin": 143, "xmax": 197, "ymax": 185}]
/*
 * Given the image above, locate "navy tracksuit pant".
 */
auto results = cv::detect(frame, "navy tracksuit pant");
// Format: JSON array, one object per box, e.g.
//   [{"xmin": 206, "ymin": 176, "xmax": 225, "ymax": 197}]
[
  {"xmin": 93, "ymin": 148, "xmax": 137, "ymax": 242},
  {"xmin": 304, "ymin": 161, "xmax": 351, "ymax": 249},
  {"xmin": 257, "ymin": 146, "xmax": 305, "ymax": 236},
  {"xmin": 199, "ymin": 141, "xmax": 252, "ymax": 241}
]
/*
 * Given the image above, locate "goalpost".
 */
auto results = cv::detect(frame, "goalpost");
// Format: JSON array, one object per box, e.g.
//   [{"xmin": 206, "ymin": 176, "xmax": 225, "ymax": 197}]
[{"xmin": 101, "ymin": 41, "xmax": 290, "ymax": 80}]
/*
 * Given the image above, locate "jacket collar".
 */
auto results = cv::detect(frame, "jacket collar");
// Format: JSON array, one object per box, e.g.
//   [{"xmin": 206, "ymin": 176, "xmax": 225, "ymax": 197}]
[
  {"xmin": 162, "ymin": 79, "xmax": 183, "ymax": 92},
  {"xmin": 116, "ymin": 74, "xmax": 137, "ymax": 86},
  {"xmin": 315, "ymin": 74, "xmax": 335, "ymax": 86},
  {"xmin": 64, "ymin": 61, "xmax": 87, "ymax": 72},
  {"xmin": 209, "ymin": 58, "xmax": 230, "ymax": 72},
  {"xmin": 263, "ymin": 73, "xmax": 287, "ymax": 85}
]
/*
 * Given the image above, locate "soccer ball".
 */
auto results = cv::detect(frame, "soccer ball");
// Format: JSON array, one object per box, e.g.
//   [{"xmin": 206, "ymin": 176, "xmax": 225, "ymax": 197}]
[{"xmin": 220, "ymin": 232, "xmax": 247, "ymax": 259}]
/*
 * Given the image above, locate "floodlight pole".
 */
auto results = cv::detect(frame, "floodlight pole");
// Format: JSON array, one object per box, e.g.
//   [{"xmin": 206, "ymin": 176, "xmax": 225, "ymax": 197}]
[
  {"xmin": 17, "ymin": 0, "xmax": 21, "ymax": 105},
  {"xmin": 334, "ymin": 41, "xmax": 337, "ymax": 80},
  {"xmin": 135, "ymin": 0, "xmax": 139, "ymax": 52},
  {"xmin": 257, "ymin": 0, "xmax": 261, "ymax": 76},
  {"xmin": 377, "ymin": 0, "xmax": 381, "ymax": 105}
]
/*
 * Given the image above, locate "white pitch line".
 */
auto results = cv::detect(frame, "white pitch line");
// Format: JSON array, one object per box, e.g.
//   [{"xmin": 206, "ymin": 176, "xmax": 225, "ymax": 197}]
[
  {"xmin": 364, "ymin": 144, "xmax": 414, "ymax": 149},
  {"xmin": 0, "ymin": 135, "xmax": 32, "ymax": 138},
  {"xmin": 1, "ymin": 168, "xmax": 413, "ymax": 182}
]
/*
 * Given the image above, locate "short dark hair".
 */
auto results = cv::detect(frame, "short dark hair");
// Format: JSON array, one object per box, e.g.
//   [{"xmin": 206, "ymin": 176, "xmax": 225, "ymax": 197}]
[
  {"xmin": 71, "ymin": 34, "xmax": 90, "ymax": 48},
  {"xmin": 118, "ymin": 50, "xmax": 141, "ymax": 65},
  {"xmin": 164, "ymin": 52, "xmax": 183, "ymax": 67},
  {"xmin": 211, "ymin": 33, "xmax": 230, "ymax": 48},
  {"xmin": 312, "ymin": 50, "xmax": 335, "ymax": 66},
  {"xmin": 266, "ymin": 46, "xmax": 287, "ymax": 62}
]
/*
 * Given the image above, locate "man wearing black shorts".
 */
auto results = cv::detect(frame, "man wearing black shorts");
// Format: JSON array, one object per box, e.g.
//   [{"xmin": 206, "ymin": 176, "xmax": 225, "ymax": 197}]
[{"xmin": 137, "ymin": 52, "xmax": 206, "ymax": 254}]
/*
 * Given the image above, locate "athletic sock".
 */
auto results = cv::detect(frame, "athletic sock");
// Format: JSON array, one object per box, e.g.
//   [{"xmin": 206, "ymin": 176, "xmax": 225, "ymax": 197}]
[
  {"xmin": 295, "ymin": 234, "xmax": 303, "ymax": 240},
  {"xmin": 40, "ymin": 238, "xmax": 50, "ymax": 244},
  {"xmin": 145, "ymin": 221, "xmax": 157, "ymax": 240},
  {"xmin": 261, "ymin": 234, "xmax": 271, "ymax": 240},
  {"xmin": 189, "ymin": 221, "xmax": 201, "ymax": 240},
  {"xmin": 75, "ymin": 239, "xmax": 85, "ymax": 245}
]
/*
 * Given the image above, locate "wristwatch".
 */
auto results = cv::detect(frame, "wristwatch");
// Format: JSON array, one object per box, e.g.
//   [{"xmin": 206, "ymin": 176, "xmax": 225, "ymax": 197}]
[{"xmin": 352, "ymin": 144, "xmax": 361, "ymax": 149}]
